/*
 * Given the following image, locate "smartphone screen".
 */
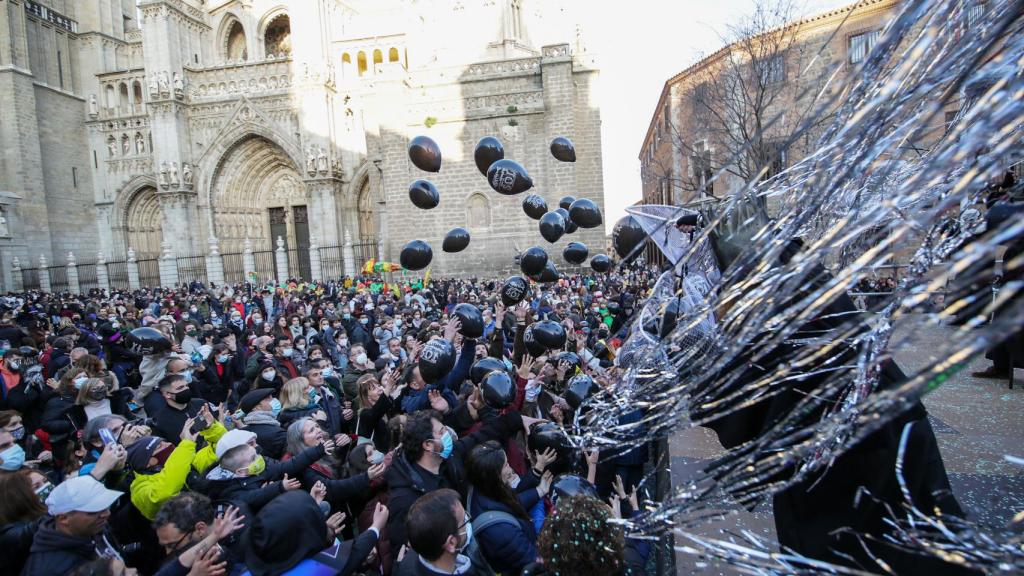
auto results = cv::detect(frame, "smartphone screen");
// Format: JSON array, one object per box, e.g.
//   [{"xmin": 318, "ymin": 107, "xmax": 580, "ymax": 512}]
[{"xmin": 99, "ymin": 428, "xmax": 116, "ymax": 445}]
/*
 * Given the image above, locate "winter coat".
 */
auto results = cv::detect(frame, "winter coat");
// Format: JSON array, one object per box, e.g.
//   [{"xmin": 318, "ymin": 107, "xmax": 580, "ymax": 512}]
[
  {"xmin": 130, "ymin": 423, "xmax": 225, "ymax": 520},
  {"xmin": 21, "ymin": 517, "xmax": 118, "ymax": 576},
  {"xmin": 0, "ymin": 518, "xmax": 40, "ymax": 576},
  {"xmin": 385, "ymin": 411, "xmax": 524, "ymax": 548},
  {"xmin": 467, "ymin": 489, "xmax": 538, "ymax": 574},
  {"xmin": 243, "ymin": 412, "xmax": 288, "ymax": 460}
]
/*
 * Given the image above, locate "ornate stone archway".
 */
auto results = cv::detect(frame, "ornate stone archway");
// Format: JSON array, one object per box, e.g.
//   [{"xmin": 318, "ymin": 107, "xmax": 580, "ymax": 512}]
[
  {"xmin": 209, "ymin": 135, "xmax": 308, "ymax": 254},
  {"xmin": 112, "ymin": 175, "xmax": 163, "ymax": 259}
]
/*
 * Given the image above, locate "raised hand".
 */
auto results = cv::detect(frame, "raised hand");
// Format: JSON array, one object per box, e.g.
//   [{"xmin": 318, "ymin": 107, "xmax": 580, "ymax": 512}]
[
  {"xmin": 517, "ymin": 354, "xmax": 534, "ymax": 379},
  {"xmin": 212, "ymin": 505, "xmax": 245, "ymax": 540},
  {"xmin": 180, "ymin": 417, "xmax": 199, "ymax": 443},
  {"xmin": 444, "ymin": 317, "xmax": 462, "ymax": 341},
  {"xmin": 367, "ymin": 461, "xmax": 387, "ymax": 481},
  {"xmin": 281, "ymin": 473, "xmax": 301, "ymax": 491},
  {"xmin": 428, "ymin": 389, "xmax": 449, "ymax": 413},
  {"xmin": 187, "ymin": 545, "xmax": 226, "ymax": 576},
  {"xmin": 333, "ymin": 434, "xmax": 352, "ymax": 448},
  {"xmin": 310, "ymin": 481, "xmax": 327, "ymax": 505},
  {"xmin": 537, "ymin": 470, "xmax": 553, "ymax": 496},
  {"xmin": 371, "ymin": 502, "xmax": 389, "ymax": 531},
  {"xmin": 326, "ymin": 511, "xmax": 347, "ymax": 539},
  {"xmin": 533, "ymin": 447, "xmax": 557, "ymax": 472}
]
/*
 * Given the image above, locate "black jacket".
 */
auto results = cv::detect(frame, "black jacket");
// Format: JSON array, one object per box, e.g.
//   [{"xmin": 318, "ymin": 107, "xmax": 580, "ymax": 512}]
[
  {"xmin": 385, "ymin": 411, "xmax": 523, "ymax": 548},
  {"xmin": 1, "ymin": 518, "xmax": 39, "ymax": 576},
  {"xmin": 198, "ymin": 445, "xmax": 326, "ymax": 512},
  {"xmin": 246, "ymin": 420, "xmax": 288, "ymax": 461},
  {"xmin": 21, "ymin": 517, "xmax": 118, "ymax": 576}
]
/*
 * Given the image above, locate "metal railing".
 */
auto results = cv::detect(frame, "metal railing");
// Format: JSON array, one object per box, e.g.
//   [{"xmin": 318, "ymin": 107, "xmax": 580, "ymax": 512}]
[
  {"xmin": 48, "ymin": 266, "xmax": 69, "ymax": 292},
  {"xmin": 107, "ymin": 260, "xmax": 129, "ymax": 289},
  {"xmin": 137, "ymin": 258, "xmax": 160, "ymax": 288},
  {"xmin": 251, "ymin": 250, "xmax": 277, "ymax": 282},
  {"xmin": 78, "ymin": 262, "xmax": 99, "ymax": 292},
  {"xmin": 222, "ymin": 252, "xmax": 245, "ymax": 284},
  {"xmin": 319, "ymin": 245, "xmax": 345, "ymax": 280},
  {"xmin": 286, "ymin": 248, "xmax": 311, "ymax": 281},
  {"xmin": 176, "ymin": 253, "xmax": 208, "ymax": 286},
  {"xmin": 20, "ymin": 268, "xmax": 40, "ymax": 291}
]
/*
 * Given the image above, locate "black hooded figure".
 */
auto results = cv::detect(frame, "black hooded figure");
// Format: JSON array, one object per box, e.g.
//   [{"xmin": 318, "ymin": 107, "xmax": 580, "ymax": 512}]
[{"xmin": 697, "ymin": 239, "xmax": 971, "ymax": 575}]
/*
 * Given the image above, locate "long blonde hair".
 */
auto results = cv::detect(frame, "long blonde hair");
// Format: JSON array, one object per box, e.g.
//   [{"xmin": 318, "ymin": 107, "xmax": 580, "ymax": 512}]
[{"xmin": 279, "ymin": 377, "xmax": 310, "ymax": 410}]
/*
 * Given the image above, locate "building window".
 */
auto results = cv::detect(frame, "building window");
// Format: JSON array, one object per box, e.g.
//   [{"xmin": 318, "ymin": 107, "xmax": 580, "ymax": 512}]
[
  {"xmin": 226, "ymin": 20, "xmax": 247, "ymax": 61},
  {"xmin": 691, "ymin": 141, "xmax": 714, "ymax": 195},
  {"xmin": 967, "ymin": 1, "xmax": 987, "ymax": 28},
  {"xmin": 663, "ymin": 101, "xmax": 670, "ymax": 131},
  {"xmin": 849, "ymin": 29, "xmax": 881, "ymax": 64},
  {"xmin": 357, "ymin": 51, "xmax": 368, "ymax": 76},
  {"xmin": 389, "ymin": 47, "xmax": 400, "ymax": 63},
  {"xmin": 756, "ymin": 53, "xmax": 785, "ymax": 85},
  {"xmin": 264, "ymin": 14, "xmax": 291, "ymax": 58},
  {"xmin": 761, "ymin": 141, "xmax": 787, "ymax": 181},
  {"xmin": 72, "ymin": 166, "xmax": 77, "ymax": 188},
  {"xmin": 57, "ymin": 50, "xmax": 63, "ymax": 88},
  {"xmin": 466, "ymin": 194, "xmax": 490, "ymax": 229}
]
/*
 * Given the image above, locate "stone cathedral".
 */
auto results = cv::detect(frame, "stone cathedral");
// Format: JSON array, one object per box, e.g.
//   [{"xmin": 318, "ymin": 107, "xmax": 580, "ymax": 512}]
[{"xmin": 0, "ymin": 0, "xmax": 605, "ymax": 287}]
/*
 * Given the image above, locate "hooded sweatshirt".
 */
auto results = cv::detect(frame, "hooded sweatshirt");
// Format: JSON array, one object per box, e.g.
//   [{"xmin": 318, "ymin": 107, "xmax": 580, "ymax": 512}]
[{"xmin": 21, "ymin": 517, "xmax": 119, "ymax": 576}]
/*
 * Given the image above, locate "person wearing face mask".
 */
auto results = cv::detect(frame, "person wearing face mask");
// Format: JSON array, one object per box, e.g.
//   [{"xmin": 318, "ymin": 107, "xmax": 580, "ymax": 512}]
[
  {"xmin": 348, "ymin": 311, "xmax": 374, "ymax": 350},
  {"xmin": 244, "ymin": 336, "xmax": 277, "ymax": 382},
  {"xmin": 125, "ymin": 411, "xmax": 225, "ymax": 521},
  {"xmin": 179, "ymin": 322, "xmax": 202, "ymax": 356},
  {"xmin": 226, "ymin": 309, "xmax": 246, "ymax": 338},
  {"xmin": 385, "ymin": 409, "xmax": 540, "ymax": 549},
  {"xmin": 0, "ymin": 426, "xmax": 27, "ymax": 471},
  {"xmin": 152, "ymin": 493, "xmax": 245, "ymax": 576},
  {"xmin": 251, "ymin": 359, "xmax": 285, "ymax": 395},
  {"xmin": 341, "ymin": 344, "xmax": 375, "ymax": 402},
  {"xmin": 273, "ymin": 336, "xmax": 300, "ymax": 379},
  {"xmin": 0, "ymin": 469, "xmax": 51, "ymax": 576},
  {"xmin": 330, "ymin": 329, "xmax": 350, "ymax": 371},
  {"xmin": 373, "ymin": 317, "xmax": 398, "ymax": 357},
  {"xmin": 207, "ymin": 341, "xmax": 245, "ymax": 406},
  {"xmin": 151, "ymin": 374, "xmax": 212, "ymax": 445},
  {"xmin": 40, "ymin": 367, "xmax": 93, "ymax": 455},
  {"xmin": 397, "ymin": 489, "xmax": 494, "ymax": 576},
  {"xmin": 305, "ymin": 366, "xmax": 349, "ymax": 437},
  {"xmin": 0, "ymin": 347, "xmax": 46, "ymax": 434},
  {"xmin": 70, "ymin": 378, "xmax": 132, "ymax": 429},
  {"xmin": 239, "ymin": 389, "xmax": 287, "ymax": 460}
]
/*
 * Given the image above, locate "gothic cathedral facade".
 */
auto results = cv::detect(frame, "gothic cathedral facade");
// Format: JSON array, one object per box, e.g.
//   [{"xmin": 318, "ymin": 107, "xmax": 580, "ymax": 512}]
[{"xmin": 0, "ymin": 0, "xmax": 605, "ymax": 287}]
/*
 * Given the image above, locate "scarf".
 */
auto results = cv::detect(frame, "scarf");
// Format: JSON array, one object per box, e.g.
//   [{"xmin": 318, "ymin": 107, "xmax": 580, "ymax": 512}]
[{"xmin": 243, "ymin": 410, "xmax": 281, "ymax": 427}]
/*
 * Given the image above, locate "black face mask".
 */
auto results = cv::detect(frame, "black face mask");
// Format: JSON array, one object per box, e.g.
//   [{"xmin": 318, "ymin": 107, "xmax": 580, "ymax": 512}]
[
  {"xmin": 88, "ymin": 388, "xmax": 108, "ymax": 401},
  {"xmin": 171, "ymin": 389, "xmax": 193, "ymax": 405}
]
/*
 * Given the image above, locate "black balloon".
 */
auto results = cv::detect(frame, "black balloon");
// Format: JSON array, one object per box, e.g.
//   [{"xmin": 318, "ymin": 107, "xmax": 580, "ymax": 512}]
[
  {"xmin": 519, "ymin": 246, "xmax": 548, "ymax": 276},
  {"xmin": 564, "ymin": 219, "xmax": 578, "ymax": 235},
  {"xmin": 527, "ymin": 421, "xmax": 574, "ymax": 475},
  {"xmin": 126, "ymin": 327, "xmax": 171, "ymax": 356},
  {"xmin": 531, "ymin": 319, "xmax": 566, "ymax": 349},
  {"xmin": 486, "ymin": 159, "xmax": 533, "ymax": 195},
  {"xmin": 408, "ymin": 180, "xmax": 440, "ymax": 209},
  {"xmin": 612, "ymin": 215, "xmax": 647, "ymax": 259},
  {"xmin": 500, "ymin": 276, "xmax": 529, "ymax": 306},
  {"xmin": 555, "ymin": 207, "xmax": 570, "ymax": 221},
  {"xmin": 590, "ymin": 254, "xmax": 611, "ymax": 273},
  {"xmin": 562, "ymin": 242, "xmax": 589, "ymax": 265},
  {"xmin": 418, "ymin": 338, "xmax": 455, "ymax": 384},
  {"xmin": 568, "ymin": 198, "xmax": 602, "ymax": 229},
  {"xmin": 551, "ymin": 474, "xmax": 598, "ymax": 505},
  {"xmin": 550, "ymin": 137, "xmax": 577, "ymax": 162},
  {"xmin": 522, "ymin": 194, "xmax": 548, "ymax": 220},
  {"xmin": 474, "ymin": 136, "xmax": 505, "ymax": 176},
  {"xmin": 471, "ymin": 357, "xmax": 508, "ymax": 385},
  {"xmin": 400, "ymin": 240, "xmax": 433, "ymax": 271},
  {"xmin": 558, "ymin": 196, "xmax": 576, "ymax": 210},
  {"xmin": 557, "ymin": 351, "xmax": 582, "ymax": 370},
  {"xmin": 480, "ymin": 371, "xmax": 515, "ymax": 409},
  {"xmin": 452, "ymin": 303, "xmax": 483, "ymax": 338},
  {"xmin": 531, "ymin": 260, "xmax": 559, "ymax": 284},
  {"xmin": 539, "ymin": 212, "xmax": 566, "ymax": 243},
  {"xmin": 408, "ymin": 135, "xmax": 441, "ymax": 172},
  {"xmin": 564, "ymin": 374, "xmax": 597, "ymax": 410},
  {"xmin": 522, "ymin": 324, "xmax": 548, "ymax": 357},
  {"xmin": 442, "ymin": 228, "xmax": 470, "ymax": 253}
]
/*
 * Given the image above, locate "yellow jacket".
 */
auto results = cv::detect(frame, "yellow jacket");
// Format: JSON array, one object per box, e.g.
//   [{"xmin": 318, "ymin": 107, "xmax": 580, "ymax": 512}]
[{"xmin": 130, "ymin": 423, "xmax": 226, "ymax": 520}]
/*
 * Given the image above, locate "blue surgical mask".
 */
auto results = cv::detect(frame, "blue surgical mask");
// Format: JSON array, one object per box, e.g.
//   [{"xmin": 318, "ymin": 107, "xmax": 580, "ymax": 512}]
[
  {"xmin": 459, "ymin": 513, "xmax": 473, "ymax": 552},
  {"xmin": 435, "ymin": 430, "xmax": 454, "ymax": 459},
  {"xmin": 217, "ymin": 354, "xmax": 229, "ymax": 364},
  {"xmin": 182, "ymin": 370, "xmax": 193, "ymax": 384},
  {"xmin": 0, "ymin": 443, "xmax": 26, "ymax": 470},
  {"xmin": 270, "ymin": 398, "xmax": 282, "ymax": 417},
  {"xmin": 73, "ymin": 375, "xmax": 88, "ymax": 389},
  {"xmin": 323, "ymin": 367, "xmax": 334, "ymax": 378},
  {"xmin": 282, "ymin": 348, "xmax": 294, "ymax": 358}
]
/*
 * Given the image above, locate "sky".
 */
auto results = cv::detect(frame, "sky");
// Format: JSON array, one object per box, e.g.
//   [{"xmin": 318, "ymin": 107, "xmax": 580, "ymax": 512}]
[{"xmin": 580, "ymin": 0, "xmax": 851, "ymax": 232}]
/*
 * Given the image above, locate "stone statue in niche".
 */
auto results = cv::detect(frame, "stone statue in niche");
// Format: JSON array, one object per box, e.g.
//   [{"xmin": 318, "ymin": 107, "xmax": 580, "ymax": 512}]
[
  {"xmin": 173, "ymin": 72, "xmax": 184, "ymax": 94},
  {"xmin": 182, "ymin": 163, "xmax": 193, "ymax": 185},
  {"xmin": 158, "ymin": 72, "xmax": 170, "ymax": 95},
  {"xmin": 122, "ymin": 136, "xmax": 131, "ymax": 155},
  {"xmin": 107, "ymin": 138, "xmax": 117, "ymax": 157},
  {"xmin": 135, "ymin": 133, "xmax": 146, "ymax": 154},
  {"xmin": 170, "ymin": 162, "xmax": 180, "ymax": 185},
  {"xmin": 306, "ymin": 148, "xmax": 317, "ymax": 175},
  {"xmin": 0, "ymin": 208, "xmax": 9, "ymax": 237},
  {"xmin": 88, "ymin": 94, "xmax": 98, "ymax": 116},
  {"xmin": 148, "ymin": 74, "xmax": 159, "ymax": 96},
  {"xmin": 159, "ymin": 162, "xmax": 170, "ymax": 186},
  {"xmin": 317, "ymin": 147, "xmax": 329, "ymax": 174}
]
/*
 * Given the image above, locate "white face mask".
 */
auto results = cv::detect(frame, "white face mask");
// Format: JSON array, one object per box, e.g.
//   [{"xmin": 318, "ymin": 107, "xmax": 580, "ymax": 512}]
[
  {"xmin": 355, "ymin": 352, "xmax": 368, "ymax": 365},
  {"xmin": 507, "ymin": 474, "xmax": 521, "ymax": 490},
  {"xmin": 262, "ymin": 370, "xmax": 275, "ymax": 381}
]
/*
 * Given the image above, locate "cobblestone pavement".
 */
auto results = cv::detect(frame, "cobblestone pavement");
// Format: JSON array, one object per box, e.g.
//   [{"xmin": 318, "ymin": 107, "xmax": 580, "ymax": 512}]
[{"xmin": 667, "ymin": 318, "xmax": 1024, "ymax": 574}]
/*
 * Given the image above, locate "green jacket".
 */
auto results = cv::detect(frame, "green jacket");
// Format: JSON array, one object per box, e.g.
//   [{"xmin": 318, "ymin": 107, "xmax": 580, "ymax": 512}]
[{"xmin": 129, "ymin": 423, "xmax": 226, "ymax": 520}]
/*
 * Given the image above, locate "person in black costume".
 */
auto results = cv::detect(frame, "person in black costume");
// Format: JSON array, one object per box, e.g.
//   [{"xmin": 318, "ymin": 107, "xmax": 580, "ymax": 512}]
[{"xmin": 693, "ymin": 235, "xmax": 971, "ymax": 574}]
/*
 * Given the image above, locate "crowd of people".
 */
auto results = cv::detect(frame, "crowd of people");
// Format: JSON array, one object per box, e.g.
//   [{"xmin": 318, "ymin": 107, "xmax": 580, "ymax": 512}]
[{"xmin": 0, "ymin": 266, "xmax": 659, "ymax": 576}]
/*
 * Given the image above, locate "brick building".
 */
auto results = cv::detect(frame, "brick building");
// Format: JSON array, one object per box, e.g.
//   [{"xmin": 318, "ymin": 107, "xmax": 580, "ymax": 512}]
[
  {"xmin": 637, "ymin": 0, "xmax": 1005, "ymax": 213},
  {"xmin": 0, "ymin": 0, "xmax": 605, "ymax": 289}
]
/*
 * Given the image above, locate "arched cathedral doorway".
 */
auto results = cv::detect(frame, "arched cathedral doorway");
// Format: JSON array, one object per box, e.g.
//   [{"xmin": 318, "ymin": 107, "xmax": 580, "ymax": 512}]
[
  {"xmin": 210, "ymin": 136, "xmax": 311, "ymax": 279},
  {"xmin": 122, "ymin": 186, "xmax": 162, "ymax": 259}
]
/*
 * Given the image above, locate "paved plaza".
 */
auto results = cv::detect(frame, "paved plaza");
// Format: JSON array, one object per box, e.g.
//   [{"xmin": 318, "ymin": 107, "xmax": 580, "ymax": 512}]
[{"xmin": 668, "ymin": 318, "xmax": 1024, "ymax": 574}]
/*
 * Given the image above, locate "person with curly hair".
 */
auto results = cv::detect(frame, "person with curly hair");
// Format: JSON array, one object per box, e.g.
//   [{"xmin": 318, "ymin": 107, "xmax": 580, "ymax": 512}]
[{"xmin": 535, "ymin": 495, "xmax": 648, "ymax": 576}]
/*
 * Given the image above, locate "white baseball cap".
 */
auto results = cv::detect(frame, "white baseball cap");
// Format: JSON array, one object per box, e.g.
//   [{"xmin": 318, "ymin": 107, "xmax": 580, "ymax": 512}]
[
  {"xmin": 216, "ymin": 429, "xmax": 257, "ymax": 460},
  {"xmin": 46, "ymin": 476, "xmax": 123, "ymax": 515}
]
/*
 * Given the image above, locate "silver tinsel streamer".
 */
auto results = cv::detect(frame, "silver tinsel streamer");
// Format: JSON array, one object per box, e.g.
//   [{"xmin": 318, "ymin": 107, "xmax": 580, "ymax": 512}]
[{"xmin": 571, "ymin": 0, "xmax": 1024, "ymax": 573}]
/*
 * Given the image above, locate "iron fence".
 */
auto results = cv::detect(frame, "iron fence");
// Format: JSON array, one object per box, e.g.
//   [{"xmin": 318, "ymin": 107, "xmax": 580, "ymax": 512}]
[
  {"xmin": 48, "ymin": 265, "xmax": 69, "ymax": 292},
  {"xmin": 318, "ymin": 245, "xmax": 344, "ymax": 280},
  {"xmin": 352, "ymin": 242, "xmax": 378, "ymax": 267},
  {"xmin": 77, "ymin": 262, "xmax": 99, "ymax": 292},
  {"xmin": 107, "ymin": 260, "xmax": 129, "ymax": 290},
  {"xmin": 223, "ymin": 252, "xmax": 245, "ymax": 284},
  {"xmin": 176, "ymin": 253, "xmax": 208, "ymax": 287},
  {"xmin": 251, "ymin": 250, "xmax": 277, "ymax": 282},
  {"xmin": 286, "ymin": 248, "xmax": 311, "ymax": 281},
  {"xmin": 20, "ymin": 268, "xmax": 40, "ymax": 291},
  {"xmin": 137, "ymin": 258, "xmax": 160, "ymax": 288}
]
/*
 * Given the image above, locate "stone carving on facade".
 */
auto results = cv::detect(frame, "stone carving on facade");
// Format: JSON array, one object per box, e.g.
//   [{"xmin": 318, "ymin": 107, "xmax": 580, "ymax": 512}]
[
  {"xmin": 317, "ymin": 147, "xmax": 329, "ymax": 175},
  {"xmin": 170, "ymin": 162, "xmax": 180, "ymax": 185},
  {"xmin": 135, "ymin": 133, "xmax": 146, "ymax": 154},
  {"xmin": 158, "ymin": 72, "xmax": 170, "ymax": 96},
  {"xmin": 122, "ymin": 135, "xmax": 131, "ymax": 155},
  {"xmin": 0, "ymin": 207, "xmax": 8, "ymax": 237},
  {"xmin": 88, "ymin": 94, "xmax": 99, "ymax": 117},
  {"xmin": 173, "ymin": 72, "xmax": 185, "ymax": 97},
  {"xmin": 148, "ymin": 74, "xmax": 159, "ymax": 97},
  {"xmin": 542, "ymin": 44, "xmax": 570, "ymax": 58},
  {"xmin": 182, "ymin": 163, "xmax": 193, "ymax": 186},
  {"xmin": 306, "ymin": 147, "xmax": 317, "ymax": 176},
  {"xmin": 160, "ymin": 162, "xmax": 171, "ymax": 188},
  {"xmin": 107, "ymin": 138, "xmax": 117, "ymax": 157}
]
